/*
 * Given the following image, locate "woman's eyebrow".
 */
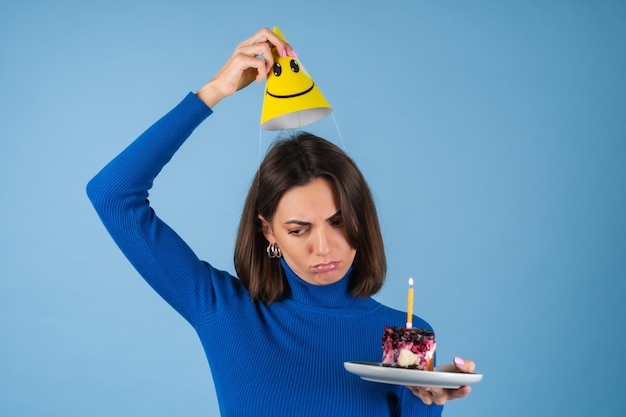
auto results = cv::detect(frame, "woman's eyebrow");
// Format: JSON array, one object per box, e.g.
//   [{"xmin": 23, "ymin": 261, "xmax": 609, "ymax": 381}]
[
  {"xmin": 284, "ymin": 211, "xmax": 341, "ymax": 226},
  {"xmin": 326, "ymin": 210, "xmax": 342, "ymax": 222},
  {"xmin": 284, "ymin": 219, "xmax": 311, "ymax": 226}
]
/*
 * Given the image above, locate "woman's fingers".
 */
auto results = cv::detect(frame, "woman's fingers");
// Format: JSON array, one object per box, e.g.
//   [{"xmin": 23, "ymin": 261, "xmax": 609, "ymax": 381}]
[
  {"xmin": 406, "ymin": 386, "xmax": 435, "ymax": 405},
  {"xmin": 406, "ymin": 384, "xmax": 472, "ymax": 406},
  {"xmin": 425, "ymin": 387, "xmax": 447, "ymax": 406},
  {"xmin": 239, "ymin": 27, "xmax": 296, "ymax": 59},
  {"xmin": 407, "ymin": 386, "xmax": 452, "ymax": 406},
  {"xmin": 230, "ymin": 28, "xmax": 296, "ymax": 84},
  {"xmin": 453, "ymin": 356, "xmax": 476, "ymax": 373},
  {"xmin": 436, "ymin": 357, "xmax": 477, "ymax": 373},
  {"xmin": 404, "ymin": 357, "xmax": 478, "ymax": 405},
  {"xmin": 232, "ymin": 42, "xmax": 276, "ymax": 80},
  {"xmin": 197, "ymin": 27, "xmax": 298, "ymax": 107}
]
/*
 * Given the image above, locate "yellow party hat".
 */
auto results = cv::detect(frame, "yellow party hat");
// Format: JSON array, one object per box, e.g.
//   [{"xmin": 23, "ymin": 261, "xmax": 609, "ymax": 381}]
[{"xmin": 260, "ymin": 27, "xmax": 332, "ymax": 130}]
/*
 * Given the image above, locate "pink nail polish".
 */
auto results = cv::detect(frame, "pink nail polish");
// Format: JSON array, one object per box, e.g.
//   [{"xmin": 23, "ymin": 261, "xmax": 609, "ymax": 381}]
[
  {"xmin": 454, "ymin": 357, "xmax": 465, "ymax": 366},
  {"xmin": 291, "ymin": 49, "xmax": 298, "ymax": 57},
  {"xmin": 281, "ymin": 49, "xmax": 287, "ymax": 57}
]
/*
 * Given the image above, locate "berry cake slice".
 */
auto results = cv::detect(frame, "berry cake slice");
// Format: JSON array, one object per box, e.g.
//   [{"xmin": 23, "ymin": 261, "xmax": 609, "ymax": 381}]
[{"xmin": 381, "ymin": 326, "xmax": 436, "ymax": 370}]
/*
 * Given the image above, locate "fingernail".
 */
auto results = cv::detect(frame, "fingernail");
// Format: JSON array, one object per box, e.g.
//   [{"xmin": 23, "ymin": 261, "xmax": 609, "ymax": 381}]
[
  {"xmin": 281, "ymin": 49, "xmax": 287, "ymax": 57},
  {"xmin": 291, "ymin": 49, "xmax": 298, "ymax": 57},
  {"xmin": 423, "ymin": 387, "xmax": 431, "ymax": 391},
  {"xmin": 462, "ymin": 386, "xmax": 472, "ymax": 394},
  {"xmin": 454, "ymin": 357, "xmax": 465, "ymax": 366}
]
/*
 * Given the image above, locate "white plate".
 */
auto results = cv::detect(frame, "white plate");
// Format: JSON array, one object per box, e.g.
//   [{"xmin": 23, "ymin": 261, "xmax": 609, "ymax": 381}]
[{"xmin": 344, "ymin": 362, "xmax": 483, "ymax": 389}]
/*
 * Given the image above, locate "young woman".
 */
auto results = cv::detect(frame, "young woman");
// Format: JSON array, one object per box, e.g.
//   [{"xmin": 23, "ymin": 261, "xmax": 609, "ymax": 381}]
[{"xmin": 87, "ymin": 27, "xmax": 475, "ymax": 416}]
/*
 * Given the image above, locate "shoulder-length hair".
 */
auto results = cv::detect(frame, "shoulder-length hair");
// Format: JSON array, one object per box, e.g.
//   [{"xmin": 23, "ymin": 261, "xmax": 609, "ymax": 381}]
[{"xmin": 234, "ymin": 132, "xmax": 386, "ymax": 303}]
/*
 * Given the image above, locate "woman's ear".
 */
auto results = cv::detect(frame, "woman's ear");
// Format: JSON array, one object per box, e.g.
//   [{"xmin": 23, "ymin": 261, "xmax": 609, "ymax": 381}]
[{"xmin": 258, "ymin": 215, "xmax": 273, "ymax": 241}]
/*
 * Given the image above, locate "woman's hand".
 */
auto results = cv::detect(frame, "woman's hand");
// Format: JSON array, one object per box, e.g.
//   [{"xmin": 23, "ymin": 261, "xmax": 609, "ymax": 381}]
[
  {"xmin": 406, "ymin": 357, "xmax": 476, "ymax": 406},
  {"xmin": 196, "ymin": 27, "xmax": 297, "ymax": 108}
]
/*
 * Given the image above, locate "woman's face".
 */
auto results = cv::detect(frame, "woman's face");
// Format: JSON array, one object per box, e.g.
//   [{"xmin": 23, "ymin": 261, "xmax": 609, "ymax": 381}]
[{"xmin": 262, "ymin": 177, "xmax": 356, "ymax": 286}]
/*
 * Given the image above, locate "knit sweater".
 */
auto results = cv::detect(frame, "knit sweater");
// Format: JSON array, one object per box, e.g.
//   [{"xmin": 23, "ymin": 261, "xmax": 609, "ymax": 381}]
[{"xmin": 86, "ymin": 93, "xmax": 443, "ymax": 417}]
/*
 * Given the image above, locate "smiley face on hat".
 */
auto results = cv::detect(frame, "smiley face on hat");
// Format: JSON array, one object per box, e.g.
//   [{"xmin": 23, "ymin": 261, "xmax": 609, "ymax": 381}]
[{"xmin": 260, "ymin": 27, "xmax": 332, "ymax": 131}]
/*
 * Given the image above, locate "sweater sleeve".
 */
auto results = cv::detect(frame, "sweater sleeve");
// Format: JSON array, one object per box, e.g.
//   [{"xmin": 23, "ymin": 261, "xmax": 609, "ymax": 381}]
[{"xmin": 86, "ymin": 93, "xmax": 239, "ymax": 326}]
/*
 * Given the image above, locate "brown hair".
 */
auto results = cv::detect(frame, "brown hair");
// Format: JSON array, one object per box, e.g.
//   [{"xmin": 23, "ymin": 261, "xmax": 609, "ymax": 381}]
[{"xmin": 234, "ymin": 132, "xmax": 386, "ymax": 303}]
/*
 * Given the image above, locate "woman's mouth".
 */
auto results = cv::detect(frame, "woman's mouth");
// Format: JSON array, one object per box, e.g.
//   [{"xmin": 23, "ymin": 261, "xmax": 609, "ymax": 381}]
[{"xmin": 313, "ymin": 262, "xmax": 339, "ymax": 273}]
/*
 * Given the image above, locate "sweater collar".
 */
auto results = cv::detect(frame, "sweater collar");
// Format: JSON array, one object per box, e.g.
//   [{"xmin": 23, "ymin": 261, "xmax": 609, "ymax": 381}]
[{"xmin": 280, "ymin": 258, "xmax": 355, "ymax": 308}]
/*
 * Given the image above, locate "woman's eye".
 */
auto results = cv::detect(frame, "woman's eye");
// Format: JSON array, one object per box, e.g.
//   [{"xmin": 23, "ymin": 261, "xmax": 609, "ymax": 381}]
[
  {"xmin": 288, "ymin": 229, "xmax": 306, "ymax": 236},
  {"xmin": 330, "ymin": 219, "xmax": 344, "ymax": 227}
]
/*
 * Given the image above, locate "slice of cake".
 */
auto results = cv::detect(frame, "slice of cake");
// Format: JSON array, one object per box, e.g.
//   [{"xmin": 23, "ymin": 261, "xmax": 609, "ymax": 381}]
[{"xmin": 381, "ymin": 326, "xmax": 436, "ymax": 370}]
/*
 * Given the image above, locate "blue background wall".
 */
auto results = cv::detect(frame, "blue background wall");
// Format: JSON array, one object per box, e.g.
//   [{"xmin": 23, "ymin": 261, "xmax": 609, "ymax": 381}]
[{"xmin": 1, "ymin": 1, "xmax": 625, "ymax": 416}]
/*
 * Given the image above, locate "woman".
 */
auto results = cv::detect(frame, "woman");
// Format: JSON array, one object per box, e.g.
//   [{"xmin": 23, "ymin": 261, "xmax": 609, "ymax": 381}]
[{"xmin": 87, "ymin": 27, "xmax": 475, "ymax": 416}]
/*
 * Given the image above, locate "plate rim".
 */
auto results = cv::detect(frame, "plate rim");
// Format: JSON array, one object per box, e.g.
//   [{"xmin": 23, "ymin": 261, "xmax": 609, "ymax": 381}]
[{"xmin": 344, "ymin": 361, "xmax": 483, "ymax": 388}]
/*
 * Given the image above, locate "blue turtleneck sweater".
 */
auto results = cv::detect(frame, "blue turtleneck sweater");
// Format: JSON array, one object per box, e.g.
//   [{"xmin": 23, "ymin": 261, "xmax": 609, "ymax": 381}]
[{"xmin": 86, "ymin": 93, "xmax": 443, "ymax": 417}]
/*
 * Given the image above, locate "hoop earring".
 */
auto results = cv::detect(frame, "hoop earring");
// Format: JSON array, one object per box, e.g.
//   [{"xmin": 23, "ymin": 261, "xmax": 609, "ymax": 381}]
[{"xmin": 266, "ymin": 242, "xmax": 282, "ymax": 259}]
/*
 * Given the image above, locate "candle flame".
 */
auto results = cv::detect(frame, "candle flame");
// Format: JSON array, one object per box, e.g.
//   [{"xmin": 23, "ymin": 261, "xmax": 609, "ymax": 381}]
[{"xmin": 409, "ymin": 277, "xmax": 413, "ymax": 287}]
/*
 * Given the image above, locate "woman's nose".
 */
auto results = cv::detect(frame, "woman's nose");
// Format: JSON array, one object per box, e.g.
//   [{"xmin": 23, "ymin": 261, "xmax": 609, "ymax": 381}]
[{"xmin": 314, "ymin": 228, "xmax": 331, "ymax": 255}]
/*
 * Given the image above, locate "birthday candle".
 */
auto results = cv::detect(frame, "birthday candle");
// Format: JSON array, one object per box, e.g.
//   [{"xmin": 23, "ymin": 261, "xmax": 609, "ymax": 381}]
[{"xmin": 406, "ymin": 277, "xmax": 414, "ymax": 328}]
